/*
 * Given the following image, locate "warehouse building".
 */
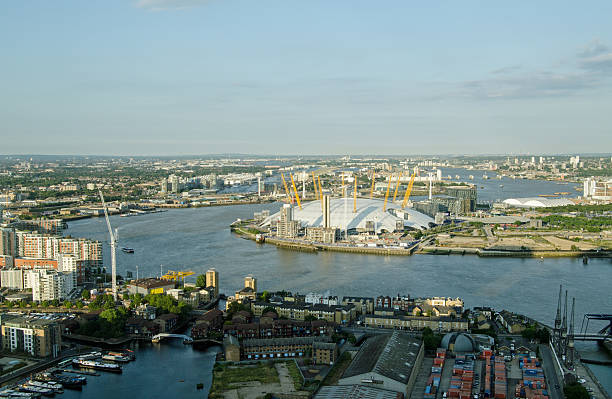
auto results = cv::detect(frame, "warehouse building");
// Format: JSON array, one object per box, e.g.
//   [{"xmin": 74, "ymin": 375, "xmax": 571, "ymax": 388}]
[{"xmin": 338, "ymin": 332, "xmax": 424, "ymax": 395}]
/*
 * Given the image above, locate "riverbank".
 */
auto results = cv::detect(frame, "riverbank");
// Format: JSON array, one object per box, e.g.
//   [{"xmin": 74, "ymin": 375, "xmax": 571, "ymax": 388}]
[{"xmin": 232, "ymin": 226, "xmax": 611, "ymax": 258}]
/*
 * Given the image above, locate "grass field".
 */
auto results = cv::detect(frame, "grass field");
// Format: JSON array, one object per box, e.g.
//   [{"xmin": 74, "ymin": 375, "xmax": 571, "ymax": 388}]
[{"xmin": 209, "ymin": 362, "xmax": 279, "ymax": 397}]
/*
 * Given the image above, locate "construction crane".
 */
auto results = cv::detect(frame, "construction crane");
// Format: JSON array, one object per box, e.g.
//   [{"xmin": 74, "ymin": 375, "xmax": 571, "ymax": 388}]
[
  {"xmin": 382, "ymin": 174, "xmax": 392, "ymax": 212},
  {"xmin": 353, "ymin": 176, "xmax": 357, "ymax": 213},
  {"xmin": 280, "ymin": 173, "xmax": 293, "ymax": 204},
  {"xmin": 289, "ymin": 173, "xmax": 302, "ymax": 210},
  {"xmin": 401, "ymin": 173, "xmax": 416, "ymax": 209},
  {"xmin": 370, "ymin": 170, "xmax": 376, "ymax": 199},
  {"xmin": 99, "ymin": 190, "xmax": 117, "ymax": 301},
  {"xmin": 392, "ymin": 172, "xmax": 402, "ymax": 202},
  {"xmin": 161, "ymin": 270, "xmax": 195, "ymax": 282}
]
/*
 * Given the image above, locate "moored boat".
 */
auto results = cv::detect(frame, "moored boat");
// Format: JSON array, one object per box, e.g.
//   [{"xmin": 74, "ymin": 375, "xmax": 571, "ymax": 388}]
[{"xmin": 72, "ymin": 359, "xmax": 122, "ymax": 373}]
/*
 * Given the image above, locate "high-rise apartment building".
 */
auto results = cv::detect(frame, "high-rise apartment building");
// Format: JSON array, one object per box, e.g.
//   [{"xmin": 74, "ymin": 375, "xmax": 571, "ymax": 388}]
[
  {"xmin": 206, "ymin": 268, "xmax": 219, "ymax": 297},
  {"xmin": 244, "ymin": 275, "xmax": 257, "ymax": 293},
  {"xmin": 25, "ymin": 269, "xmax": 75, "ymax": 302},
  {"xmin": 15, "ymin": 232, "xmax": 102, "ymax": 267},
  {"xmin": 277, "ymin": 204, "xmax": 300, "ymax": 238},
  {"xmin": 0, "ymin": 227, "xmax": 16, "ymax": 257}
]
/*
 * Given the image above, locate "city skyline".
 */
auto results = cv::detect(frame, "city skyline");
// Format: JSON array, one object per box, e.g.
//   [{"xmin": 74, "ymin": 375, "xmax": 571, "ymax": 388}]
[{"xmin": 1, "ymin": 1, "xmax": 611, "ymax": 155}]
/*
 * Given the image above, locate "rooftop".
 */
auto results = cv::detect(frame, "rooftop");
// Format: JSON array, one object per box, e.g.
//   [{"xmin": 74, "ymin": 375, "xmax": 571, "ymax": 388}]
[
  {"xmin": 342, "ymin": 331, "xmax": 422, "ymax": 384},
  {"xmin": 262, "ymin": 198, "xmax": 434, "ymax": 232}
]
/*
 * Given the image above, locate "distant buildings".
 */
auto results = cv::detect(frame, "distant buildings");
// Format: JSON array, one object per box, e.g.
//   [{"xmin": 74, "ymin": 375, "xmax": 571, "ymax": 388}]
[{"xmin": 583, "ymin": 177, "xmax": 612, "ymax": 200}]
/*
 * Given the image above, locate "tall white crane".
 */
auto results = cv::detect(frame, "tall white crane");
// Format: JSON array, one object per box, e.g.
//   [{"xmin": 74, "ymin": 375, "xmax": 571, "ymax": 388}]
[{"xmin": 99, "ymin": 190, "xmax": 118, "ymax": 301}]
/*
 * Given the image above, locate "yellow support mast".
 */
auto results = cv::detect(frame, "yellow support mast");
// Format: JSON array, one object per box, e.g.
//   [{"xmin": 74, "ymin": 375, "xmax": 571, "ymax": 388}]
[
  {"xmin": 281, "ymin": 173, "xmax": 293, "ymax": 204},
  {"xmin": 312, "ymin": 171, "xmax": 319, "ymax": 200},
  {"xmin": 383, "ymin": 173, "xmax": 392, "ymax": 212},
  {"xmin": 353, "ymin": 176, "xmax": 357, "ymax": 213},
  {"xmin": 289, "ymin": 173, "xmax": 302, "ymax": 209},
  {"xmin": 370, "ymin": 170, "xmax": 376, "ymax": 199},
  {"xmin": 318, "ymin": 176, "xmax": 324, "ymax": 210},
  {"xmin": 401, "ymin": 173, "xmax": 416, "ymax": 209},
  {"xmin": 392, "ymin": 172, "xmax": 402, "ymax": 202}
]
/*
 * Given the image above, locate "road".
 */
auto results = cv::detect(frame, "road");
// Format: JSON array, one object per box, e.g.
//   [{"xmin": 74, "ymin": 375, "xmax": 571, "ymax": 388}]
[{"xmin": 539, "ymin": 344, "xmax": 562, "ymax": 399}]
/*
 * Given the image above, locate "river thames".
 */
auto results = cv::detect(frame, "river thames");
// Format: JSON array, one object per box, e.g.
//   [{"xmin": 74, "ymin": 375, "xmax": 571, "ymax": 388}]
[{"xmin": 62, "ymin": 173, "xmax": 611, "ymax": 397}]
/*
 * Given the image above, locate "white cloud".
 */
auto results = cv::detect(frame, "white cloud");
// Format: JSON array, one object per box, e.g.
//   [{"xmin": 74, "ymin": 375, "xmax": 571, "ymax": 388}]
[{"xmin": 457, "ymin": 40, "xmax": 612, "ymax": 99}]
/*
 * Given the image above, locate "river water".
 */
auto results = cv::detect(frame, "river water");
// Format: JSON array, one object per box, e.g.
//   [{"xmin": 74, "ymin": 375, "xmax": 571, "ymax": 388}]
[{"xmin": 62, "ymin": 174, "xmax": 610, "ymax": 398}]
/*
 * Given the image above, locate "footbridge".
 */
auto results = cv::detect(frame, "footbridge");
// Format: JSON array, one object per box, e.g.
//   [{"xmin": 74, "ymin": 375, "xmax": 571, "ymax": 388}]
[
  {"xmin": 151, "ymin": 333, "xmax": 193, "ymax": 344},
  {"xmin": 576, "ymin": 313, "xmax": 612, "ymax": 341}
]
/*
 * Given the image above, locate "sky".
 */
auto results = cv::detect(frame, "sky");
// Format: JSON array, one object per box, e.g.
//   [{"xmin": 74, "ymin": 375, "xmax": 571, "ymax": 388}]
[{"xmin": 1, "ymin": 1, "xmax": 611, "ymax": 156}]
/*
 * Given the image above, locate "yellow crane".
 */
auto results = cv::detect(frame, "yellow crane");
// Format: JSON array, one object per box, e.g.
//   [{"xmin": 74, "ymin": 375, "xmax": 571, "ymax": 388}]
[
  {"xmin": 280, "ymin": 173, "xmax": 293, "ymax": 204},
  {"xmin": 353, "ymin": 176, "xmax": 357, "ymax": 213},
  {"xmin": 382, "ymin": 173, "xmax": 392, "ymax": 212},
  {"xmin": 161, "ymin": 270, "xmax": 195, "ymax": 282},
  {"xmin": 401, "ymin": 173, "xmax": 416, "ymax": 209},
  {"xmin": 289, "ymin": 173, "xmax": 302, "ymax": 210},
  {"xmin": 370, "ymin": 170, "xmax": 376, "ymax": 199},
  {"xmin": 392, "ymin": 172, "xmax": 402, "ymax": 202}
]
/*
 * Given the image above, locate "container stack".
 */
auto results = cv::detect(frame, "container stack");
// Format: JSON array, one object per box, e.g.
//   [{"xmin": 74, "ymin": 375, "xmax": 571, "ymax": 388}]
[
  {"xmin": 483, "ymin": 352, "xmax": 492, "ymax": 398},
  {"xmin": 515, "ymin": 355, "xmax": 548, "ymax": 399},
  {"xmin": 425, "ymin": 349, "xmax": 446, "ymax": 399},
  {"xmin": 448, "ymin": 355, "xmax": 474, "ymax": 399},
  {"xmin": 493, "ymin": 358, "xmax": 507, "ymax": 399}
]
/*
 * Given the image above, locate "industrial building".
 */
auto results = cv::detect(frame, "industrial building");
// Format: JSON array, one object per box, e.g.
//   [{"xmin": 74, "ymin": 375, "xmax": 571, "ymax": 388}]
[
  {"xmin": 263, "ymin": 198, "xmax": 434, "ymax": 234},
  {"xmin": 339, "ymin": 332, "xmax": 424, "ymax": 395},
  {"xmin": 127, "ymin": 278, "xmax": 175, "ymax": 295}
]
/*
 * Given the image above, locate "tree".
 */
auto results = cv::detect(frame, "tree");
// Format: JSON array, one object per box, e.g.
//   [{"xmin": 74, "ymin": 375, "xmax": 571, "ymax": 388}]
[
  {"xmin": 196, "ymin": 274, "xmax": 207, "ymax": 288},
  {"xmin": 40, "ymin": 300, "xmax": 49, "ymax": 308},
  {"xmin": 304, "ymin": 315, "xmax": 318, "ymax": 322},
  {"xmin": 63, "ymin": 300, "xmax": 72, "ymax": 308},
  {"xmin": 75, "ymin": 300, "xmax": 84, "ymax": 309},
  {"xmin": 81, "ymin": 289, "xmax": 91, "ymax": 300},
  {"xmin": 564, "ymin": 383, "xmax": 589, "ymax": 399}
]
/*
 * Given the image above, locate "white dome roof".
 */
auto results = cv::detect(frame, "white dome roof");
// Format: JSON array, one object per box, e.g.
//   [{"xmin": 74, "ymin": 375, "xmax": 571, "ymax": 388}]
[
  {"xmin": 503, "ymin": 197, "xmax": 574, "ymax": 208},
  {"xmin": 262, "ymin": 198, "xmax": 434, "ymax": 232}
]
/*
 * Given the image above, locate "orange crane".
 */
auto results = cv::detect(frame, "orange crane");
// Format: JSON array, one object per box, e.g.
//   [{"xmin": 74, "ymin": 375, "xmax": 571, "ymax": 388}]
[
  {"xmin": 280, "ymin": 173, "xmax": 293, "ymax": 204},
  {"xmin": 370, "ymin": 170, "xmax": 376, "ymax": 199},
  {"xmin": 401, "ymin": 173, "xmax": 416, "ymax": 209},
  {"xmin": 383, "ymin": 173, "xmax": 392, "ymax": 212},
  {"xmin": 392, "ymin": 172, "xmax": 403, "ymax": 202},
  {"xmin": 289, "ymin": 173, "xmax": 302, "ymax": 210},
  {"xmin": 353, "ymin": 176, "xmax": 357, "ymax": 213}
]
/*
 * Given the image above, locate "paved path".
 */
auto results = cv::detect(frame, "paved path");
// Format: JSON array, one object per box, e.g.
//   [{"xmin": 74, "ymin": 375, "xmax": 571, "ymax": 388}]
[
  {"xmin": 410, "ymin": 357, "xmax": 434, "ymax": 399},
  {"xmin": 540, "ymin": 345, "xmax": 562, "ymax": 399}
]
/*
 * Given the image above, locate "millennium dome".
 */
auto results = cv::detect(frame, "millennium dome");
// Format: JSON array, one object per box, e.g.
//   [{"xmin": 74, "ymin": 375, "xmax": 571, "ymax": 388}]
[{"xmin": 262, "ymin": 198, "xmax": 434, "ymax": 232}]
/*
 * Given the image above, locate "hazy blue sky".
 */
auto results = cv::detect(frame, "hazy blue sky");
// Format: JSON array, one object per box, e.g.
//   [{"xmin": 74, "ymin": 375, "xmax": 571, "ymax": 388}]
[{"xmin": 1, "ymin": 1, "xmax": 611, "ymax": 155}]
